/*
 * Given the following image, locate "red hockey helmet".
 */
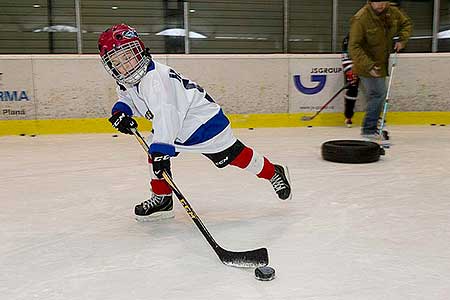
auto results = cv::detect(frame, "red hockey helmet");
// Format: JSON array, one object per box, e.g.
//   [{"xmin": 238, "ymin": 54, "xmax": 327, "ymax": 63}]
[{"xmin": 98, "ymin": 24, "xmax": 151, "ymax": 85}]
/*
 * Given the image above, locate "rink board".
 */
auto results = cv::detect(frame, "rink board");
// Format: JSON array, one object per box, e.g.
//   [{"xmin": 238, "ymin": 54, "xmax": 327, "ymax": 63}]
[
  {"xmin": 1, "ymin": 111, "xmax": 449, "ymax": 136},
  {"xmin": 1, "ymin": 54, "xmax": 449, "ymax": 136}
]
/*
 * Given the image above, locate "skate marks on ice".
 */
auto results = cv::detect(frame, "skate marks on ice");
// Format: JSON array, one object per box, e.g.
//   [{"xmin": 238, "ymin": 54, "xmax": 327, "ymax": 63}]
[{"xmin": 1, "ymin": 127, "xmax": 450, "ymax": 299}]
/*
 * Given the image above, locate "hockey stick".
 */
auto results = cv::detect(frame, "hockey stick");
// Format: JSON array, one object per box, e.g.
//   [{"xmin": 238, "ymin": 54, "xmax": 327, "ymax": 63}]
[
  {"xmin": 300, "ymin": 82, "xmax": 351, "ymax": 121},
  {"xmin": 378, "ymin": 52, "xmax": 397, "ymax": 139},
  {"xmin": 130, "ymin": 128, "xmax": 269, "ymax": 268}
]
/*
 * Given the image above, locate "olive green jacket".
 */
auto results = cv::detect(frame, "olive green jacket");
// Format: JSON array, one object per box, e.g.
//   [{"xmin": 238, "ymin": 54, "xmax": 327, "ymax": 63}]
[{"xmin": 349, "ymin": 4, "xmax": 412, "ymax": 77}]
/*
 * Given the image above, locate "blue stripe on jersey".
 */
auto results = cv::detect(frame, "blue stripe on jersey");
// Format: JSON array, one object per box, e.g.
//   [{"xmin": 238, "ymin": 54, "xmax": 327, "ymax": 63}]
[
  {"xmin": 112, "ymin": 101, "xmax": 133, "ymax": 116},
  {"xmin": 149, "ymin": 143, "xmax": 176, "ymax": 156},
  {"xmin": 147, "ymin": 60, "xmax": 155, "ymax": 72},
  {"xmin": 135, "ymin": 61, "xmax": 156, "ymax": 91},
  {"xmin": 176, "ymin": 109, "xmax": 230, "ymax": 146}
]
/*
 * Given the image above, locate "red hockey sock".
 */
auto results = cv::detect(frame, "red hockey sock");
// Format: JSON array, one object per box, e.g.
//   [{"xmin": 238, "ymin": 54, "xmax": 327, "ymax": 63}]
[
  {"xmin": 148, "ymin": 156, "xmax": 171, "ymax": 195},
  {"xmin": 230, "ymin": 146, "xmax": 275, "ymax": 180},
  {"xmin": 230, "ymin": 146, "xmax": 253, "ymax": 168},
  {"xmin": 257, "ymin": 157, "xmax": 275, "ymax": 180},
  {"xmin": 151, "ymin": 179, "xmax": 172, "ymax": 195}
]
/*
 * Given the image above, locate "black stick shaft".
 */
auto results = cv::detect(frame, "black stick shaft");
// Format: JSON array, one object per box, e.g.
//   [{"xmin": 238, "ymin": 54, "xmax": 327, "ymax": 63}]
[
  {"xmin": 130, "ymin": 129, "xmax": 268, "ymax": 267},
  {"xmin": 301, "ymin": 82, "xmax": 351, "ymax": 121},
  {"xmin": 132, "ymin": 130, "xmax": 220, "ymax": 246}
]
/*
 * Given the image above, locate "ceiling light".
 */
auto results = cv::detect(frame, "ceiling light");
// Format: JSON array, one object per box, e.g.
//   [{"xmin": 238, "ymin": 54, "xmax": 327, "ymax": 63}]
[
  {"xmin": 112, "ymin": 6, "xmax": 118, "ymax": 10},
  {"xmin": 33, "ymin": 4, "xmax": 41, "ymax": 8},
  {"xmin": 438, "ymin": 29, "xmax": 450, "ymax": 39},
  {"xmin": 156, "ymin": 29, "xmax": 207, "ymax": 39},
  {"xmin": 33, "ymin": 25, "xmax": 87, "ymax": 33}
]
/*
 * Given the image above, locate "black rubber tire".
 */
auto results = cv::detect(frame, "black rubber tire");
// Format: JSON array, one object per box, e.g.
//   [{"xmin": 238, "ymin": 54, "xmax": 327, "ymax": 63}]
[{"xmin": 321, "ymin": 140, "xmax": 382, "ymax": 164}]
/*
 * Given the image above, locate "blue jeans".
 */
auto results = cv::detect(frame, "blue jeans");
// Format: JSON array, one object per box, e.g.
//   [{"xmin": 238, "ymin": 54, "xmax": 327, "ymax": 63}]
[{"xmin": 359, "ymin": 76, "xmax": 387, "ymax": 134}]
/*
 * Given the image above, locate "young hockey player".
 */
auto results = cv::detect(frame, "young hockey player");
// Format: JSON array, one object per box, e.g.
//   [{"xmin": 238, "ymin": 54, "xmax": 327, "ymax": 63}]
[
  {"xmin": 98, "ymin": 24, "xmax": 292, "ymax": 221},
  {"xmin": 341, "ymin": 34, "xmax": 359, "ymax": 128}
]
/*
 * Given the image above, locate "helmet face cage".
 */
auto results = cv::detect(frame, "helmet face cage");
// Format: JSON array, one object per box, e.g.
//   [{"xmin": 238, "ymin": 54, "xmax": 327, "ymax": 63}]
[{"xmin": 101, "ymin": 40, "xmax": 150, "ymax": 85}]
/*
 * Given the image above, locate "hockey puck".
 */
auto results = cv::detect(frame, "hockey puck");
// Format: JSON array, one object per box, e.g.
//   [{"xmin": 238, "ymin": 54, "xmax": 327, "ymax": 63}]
[
  {"xmin": 440, "ymin": 124, "xmax": 446, "ymax": 126},
  {"xmin": 19, "ymin": 133, "xmax": 26, "ymax": 136},
  {"xmin": 30, "ymin": 134, "xmax": 36, "ymax": 137},
  {"xmin": 248, "ymin": 128, "xmax": 254, "ymax": 130},
  {"xmin": 430, "ymin": 124, "xmax": 436, "ymax": 126},
  {"xmin": 307, "ymin": 125, "xmax": 312, "ymax": 128},
  {"xmin": 112, "ymin": 134, "xmax": 118, "ymax": 137},
  {"xmin": 255, "ymin": 266, "xmax": 275, "ymax": 281}
]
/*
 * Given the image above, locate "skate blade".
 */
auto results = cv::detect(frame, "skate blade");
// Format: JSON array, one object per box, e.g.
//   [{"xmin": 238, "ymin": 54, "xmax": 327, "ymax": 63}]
[
  {"xmin": 377, "ymin": 140, "xmax": 392, "ymax": 148},
  {"xmin": 362, "ymin": 137, "xmax": 391, "ymax": 147},
  {"xmin": 135, "ymin": 211, "xmax": 175, "ymax": 222},
  {"xmin": 279, "ymin": 165, "xmax": 292, "ymax": 201},
  {"xmin": 381, "ymin": 141, "xmax": 392, "ymax": 149}
]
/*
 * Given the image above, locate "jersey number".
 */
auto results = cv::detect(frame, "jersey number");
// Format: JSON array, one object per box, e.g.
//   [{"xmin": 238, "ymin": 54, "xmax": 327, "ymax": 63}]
[{"xmin": 169, "ymin": 69, "xmax": 214, "ymax": 102}]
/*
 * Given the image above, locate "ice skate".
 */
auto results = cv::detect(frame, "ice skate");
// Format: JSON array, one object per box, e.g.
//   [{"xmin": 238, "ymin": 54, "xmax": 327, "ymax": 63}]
[
  {"xmin": 135, "ymin": 194, "xmax": 174, "ymax": 222},
  {"xmin": 380, "ymin": 129, "xmax": 389, "ymax": 141},
  {"xmin": 270, "ymin": 165, "xmax": 292, "ymax": 200},
  {"xmin": 361, "ymin": 132, "xmax": 391, "ymax": 148},
  {"xmin": 377, "ymin": 118, "xmax": 390, "ymax": 140},
  {"xmin": 345, "ymin": 118, "xmax": 353, "ymax": 128}
]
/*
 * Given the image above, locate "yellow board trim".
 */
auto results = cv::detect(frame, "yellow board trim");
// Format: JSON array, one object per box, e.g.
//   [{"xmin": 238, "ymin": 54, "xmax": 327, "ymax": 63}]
[{"xmin": 0, "ymin": 111, "xmax": 449, "ymax": 136}]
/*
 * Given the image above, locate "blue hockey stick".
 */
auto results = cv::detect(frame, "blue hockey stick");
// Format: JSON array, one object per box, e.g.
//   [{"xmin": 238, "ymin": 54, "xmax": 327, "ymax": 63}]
[{"xmin": 378, "ymin": 52, "xmax": 398, "ymax": 143}]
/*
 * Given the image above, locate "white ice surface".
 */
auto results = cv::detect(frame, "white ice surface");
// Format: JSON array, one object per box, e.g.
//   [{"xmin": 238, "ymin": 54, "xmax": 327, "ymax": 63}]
[{"xmin": 1, "ymin": 126, "xmax": 449, "ymax": 300}]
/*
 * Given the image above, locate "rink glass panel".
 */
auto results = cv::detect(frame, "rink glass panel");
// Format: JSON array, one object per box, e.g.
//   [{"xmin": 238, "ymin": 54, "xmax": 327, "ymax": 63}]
[
  {"xmin": 0, "ymin": 0, "xmax": 448, "ymax": 54},
  {"xmin": 189, "ymin": 0, "xmax": 284, "ymax": 54}
]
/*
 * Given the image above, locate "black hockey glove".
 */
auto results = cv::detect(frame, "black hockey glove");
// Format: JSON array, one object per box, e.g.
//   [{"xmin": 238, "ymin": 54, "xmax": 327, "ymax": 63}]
[
  {"xmin": 151, "ymin": 152, "xmax": 171, "ymax": 179},
  {"xmin": 108, "ymin": 112, "xmax": 137, "ymax": 135}
]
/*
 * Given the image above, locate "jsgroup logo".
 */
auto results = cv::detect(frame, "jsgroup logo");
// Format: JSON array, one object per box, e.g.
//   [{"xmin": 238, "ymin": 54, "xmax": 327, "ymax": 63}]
[
  {"xmin": 294, "ymin": 67, "xmax": 343, "ymax": 95},
  {"xmin": 294, "ymin": 74, "xmax": 327, "ymax": 95}
]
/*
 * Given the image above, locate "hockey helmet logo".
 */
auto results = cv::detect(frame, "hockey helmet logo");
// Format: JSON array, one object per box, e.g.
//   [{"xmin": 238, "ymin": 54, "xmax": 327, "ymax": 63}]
[{"xmin": 123, "ymin": 30, "xmax": 138, "ymax": 39}]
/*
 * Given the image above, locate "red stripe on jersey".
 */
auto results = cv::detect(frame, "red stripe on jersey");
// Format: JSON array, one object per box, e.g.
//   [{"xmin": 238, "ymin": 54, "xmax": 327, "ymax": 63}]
[
  {"xmin": 230, "ymin": 146, "xmax": 253, "ymax": 169},
  {"xmin": 148, "ymin": 156, "xmax": 153, "ymax": 164},
  {"xmin": 257, "ymin": 157, "xmax": 275, "ymax": 179},
  {"xmin": 151, "ymin": 179, "xmax": 172, "ymax": 195}
]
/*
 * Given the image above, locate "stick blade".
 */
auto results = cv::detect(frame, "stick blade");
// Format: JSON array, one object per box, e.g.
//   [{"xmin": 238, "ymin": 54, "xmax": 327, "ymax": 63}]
[
  {"xmin": 218, "ymin": 247, "xmax": 269, "ymax": 268},
  {"xmin": 301, "ymin": 115, "xmax": 313, "ymax": 121}
]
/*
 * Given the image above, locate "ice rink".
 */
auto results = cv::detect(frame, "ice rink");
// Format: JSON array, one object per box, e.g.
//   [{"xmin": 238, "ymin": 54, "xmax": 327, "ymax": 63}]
[{"xmin": 1, "ymin": 126, "xmax": 449, "ymax": 300}]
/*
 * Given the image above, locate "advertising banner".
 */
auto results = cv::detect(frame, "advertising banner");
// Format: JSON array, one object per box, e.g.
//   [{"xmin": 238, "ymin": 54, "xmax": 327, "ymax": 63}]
[
  {"xmin": 1, "ymin": 54, "xmax": 449, "ymax": 124},
  {"xmin": 0, "ymin": 59, "xmax": 35, "ymax": 120},
  {"xmin": 289, "ymin": 56, "xmax": 347, "ymax": 113}
]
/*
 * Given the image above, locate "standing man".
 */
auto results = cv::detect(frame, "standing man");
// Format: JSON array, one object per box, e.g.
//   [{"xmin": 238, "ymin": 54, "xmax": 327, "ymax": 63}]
[{"xmin": 349, "ymin": 0, "xmax": 412, "ymax": 139}]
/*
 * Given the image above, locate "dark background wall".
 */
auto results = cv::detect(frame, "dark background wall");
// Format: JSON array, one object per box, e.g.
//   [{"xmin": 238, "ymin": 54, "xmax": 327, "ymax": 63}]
[{"xmin": 0, "ymin": 0, "xmax": 448, "ymax": 54}]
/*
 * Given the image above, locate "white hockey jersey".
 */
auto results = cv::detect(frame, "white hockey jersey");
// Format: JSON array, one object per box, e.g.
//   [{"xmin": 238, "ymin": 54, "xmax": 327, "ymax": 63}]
[{"xmin": 112, "ymin": 60, "xmax": 235, "ymax": 156}]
